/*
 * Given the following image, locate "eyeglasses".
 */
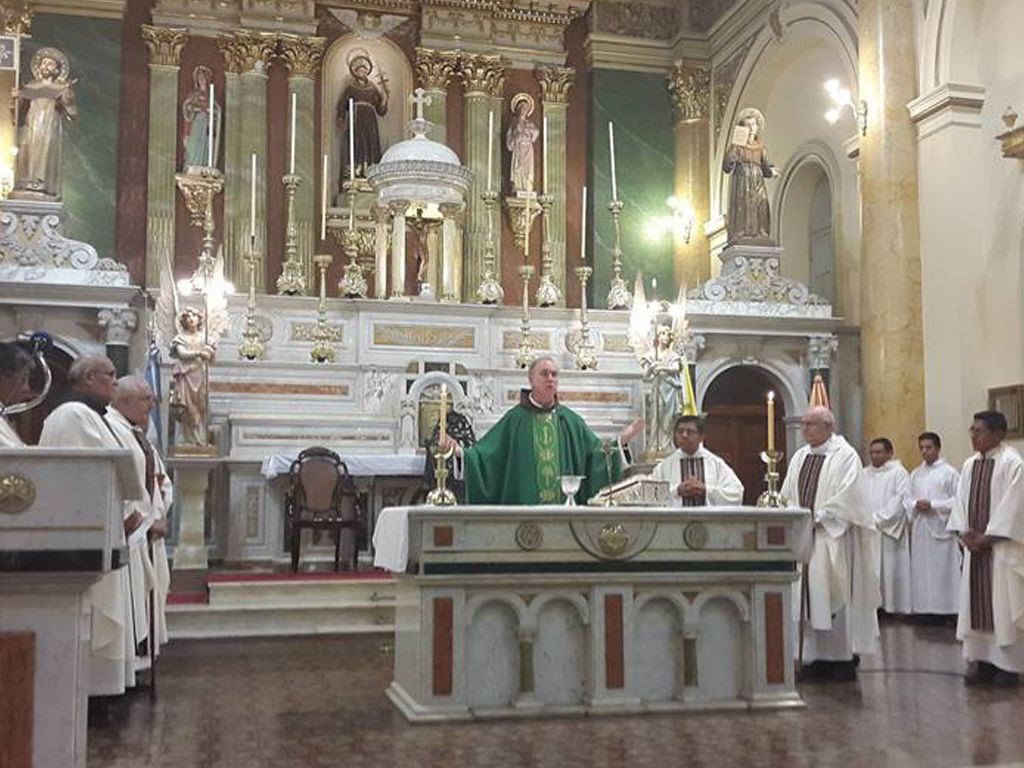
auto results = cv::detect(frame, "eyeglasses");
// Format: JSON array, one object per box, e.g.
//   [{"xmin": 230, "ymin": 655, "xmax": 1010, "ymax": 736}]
[{"xmin": 800, "ymin": 420, "xmax": 827, "ymax": 427}]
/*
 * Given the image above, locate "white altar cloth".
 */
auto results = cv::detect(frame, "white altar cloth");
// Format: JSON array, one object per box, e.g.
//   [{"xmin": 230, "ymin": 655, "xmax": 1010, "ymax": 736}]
[
  {"xmin": 373, "ymin": 507, "xmax": 412, "ymax": 572},
  {"xmin": 261, "ymin": 453, "xmax": 426, "ymax": 480}
]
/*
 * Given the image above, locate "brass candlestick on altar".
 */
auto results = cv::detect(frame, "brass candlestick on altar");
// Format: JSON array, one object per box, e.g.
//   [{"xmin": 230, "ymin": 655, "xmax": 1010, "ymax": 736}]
[
  {"xmin": 238, "ymin": 243, "xmax": 265, "ymax": 360},
  {"xmin": 476, "ymin": 189, "xmax": 504, "ymax": 304},
  {"xmin": 338, "ymin": 180, "xmax": 367, "ymax": 298},
  {"xmin": 277, "ymin": 173, "xmax": 307, "ymax": 295},
  {"xmin": 757, "ymin": 449, "xmax": 787, "ymax": 508},
  {"xmin": 426, "ymin": 384, "xmax": 457, "ymax": 506},
  {"xmin": 515, "ymin": 264, "xmax": 536, "ymax": 370},
  {"xmin": 535, "ymin": 193, "xmax": 560, "ymax": 307},
  {"xmin": 310, "ymin": 253, "xmax": 336, "ymax": 363},
  {"xmin": 606, "ymin": 199, "xmax": 631, "ymax": 310},
  {"xmin": 566, "ymin": 265, "xmax": 598, "ymax": 370}
]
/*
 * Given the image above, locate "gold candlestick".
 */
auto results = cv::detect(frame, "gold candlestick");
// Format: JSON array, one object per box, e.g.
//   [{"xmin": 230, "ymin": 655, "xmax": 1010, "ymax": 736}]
[
  {"xmin": 310, "ymin": 253, "xmax": 336, "ymax": 363},
  {"xmin": 238, "ymin": 244, "xmax": 265, "ymax": 360},
  {"xmin": 757, "ymin": 449, "xmax": 787, "ymax": 508},
  {"xmin": 476, "ymin": 189, "xmax": 504, "ymax": 304},
  {"xmin": 535, "ymin": 193, "xmax": 561, "ymax": 307},
  {"xmin": 567, "ymin": 265, "xmax": 598, "ymax": 370},
  {"xmin": 277, "ymin": 173, "xmax": 307, "ymax": 295},
  {"xmin": 606, "ymin": 198, "xmax": 631, "ymax": 309},
  {"xmin": 338, "ymin": 180, "xmax": 367, "ymax": 298},
  {"xmin": 426, "ymin": 383, "xmax": 456, "ymax": 506},
  {"xmin": 515, "ymin": 264, "xmax": 536, "ymax": 370}
]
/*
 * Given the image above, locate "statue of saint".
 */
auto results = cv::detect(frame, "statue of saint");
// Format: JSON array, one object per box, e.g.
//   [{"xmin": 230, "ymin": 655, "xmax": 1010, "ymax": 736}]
[
  {"xmin": 180, "ymin": 65, "xmax": 221, "ymax": 170},
  {"xmin": 169, "ymin": 307, "xmax": 216, "ymax": 448},
  {"xmin": 12, "ymin": 48, "xmax": 77, "ymax": 200},
  {"xmin": 337, "ymin": 50, "xmax": 389, "ymax": 182},
  {"xmin": 722, "ymin": 107, "xmax": 779, "ymax": 245},
  {"xmin": 637, "ymin": 323, "xmax": 690, "ymax": 457},
  {"xmin": 506, "ymin": 93, "xmax": 539, "ymax": 196}
]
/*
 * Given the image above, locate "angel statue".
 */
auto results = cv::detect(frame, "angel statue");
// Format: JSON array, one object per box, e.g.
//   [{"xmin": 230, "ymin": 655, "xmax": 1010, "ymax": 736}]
[
  {"xmin": 628, "ymin": 276, "xmax": 697, "ymax": 459},
  {"xmin": 723, "ymin": 107, "xmax": 779, "ymax": 245},
  {"xmin": 506, "ymin": 93, "xmax": 539, "ymax": 196},
  {"xmin": 12, "ymin": 47, "xmax": 78, "ymax": 200}
]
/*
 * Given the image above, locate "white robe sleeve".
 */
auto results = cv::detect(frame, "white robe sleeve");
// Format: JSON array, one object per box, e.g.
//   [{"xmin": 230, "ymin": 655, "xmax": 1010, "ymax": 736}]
[
  {"xmin": 816, "ymin": 443, "xmax": 867, "ymax": 538},
  {"xmin": 948, "ymin": 461, "xmax": 972, "ymax": 534},
  {"xmin": 931, "ymin": 466, "xmax": 959, "ymax": 516},
  {"xmin": 985, "ymin": 452, "xmax": 1024, "ymax": 545},
  {"xmin": 873, "ymin": 466, "xmax": 911, "ymax": 539},
  {"xmin": 705, "ymin": 454, "xmax": 744, "ymax": 506}
]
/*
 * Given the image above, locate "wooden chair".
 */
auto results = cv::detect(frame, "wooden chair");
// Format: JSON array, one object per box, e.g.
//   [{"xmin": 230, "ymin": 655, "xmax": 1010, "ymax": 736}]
[{"xmin": 284, "ymin": 447, "xmax": 362, "ymax": 572}]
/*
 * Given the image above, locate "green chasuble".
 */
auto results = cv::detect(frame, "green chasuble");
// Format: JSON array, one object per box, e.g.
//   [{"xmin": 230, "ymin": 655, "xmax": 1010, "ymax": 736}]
[{"xmin": 464, "ymin": 391, "xmax": 623, "ymax": 505}]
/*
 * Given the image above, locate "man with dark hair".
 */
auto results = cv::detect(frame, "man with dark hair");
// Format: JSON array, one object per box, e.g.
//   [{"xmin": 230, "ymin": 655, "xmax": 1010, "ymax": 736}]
[
  {"xmin": 907, "ymin": 431, "xmax": 960, "ymax": 618},
  {"xmin": 0, "ymin": 341, "xmax": 34, "ymax": 446},
  {"xmin": 948, "ymin": 410, "xmax": 1024, "ymax": 686},
  {"xmin": 864, "ymin": 437, "xmax": 911, "ymax": 614},
  {"xmin": 651, "ymin": 414, "xmax": 743, "ymax": 506}
]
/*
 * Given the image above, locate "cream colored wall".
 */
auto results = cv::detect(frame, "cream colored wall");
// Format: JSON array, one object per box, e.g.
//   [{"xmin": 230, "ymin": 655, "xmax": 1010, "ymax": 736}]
[{"xmin": 915, "ymin": 0, "xmax": 1024, "ymax": 464}]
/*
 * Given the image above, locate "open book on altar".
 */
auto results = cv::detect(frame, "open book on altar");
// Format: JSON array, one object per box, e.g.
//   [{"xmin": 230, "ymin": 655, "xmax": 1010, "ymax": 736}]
[{"xmin": 588, "ymin": 474, "xmax": 669, "ymax": 507}]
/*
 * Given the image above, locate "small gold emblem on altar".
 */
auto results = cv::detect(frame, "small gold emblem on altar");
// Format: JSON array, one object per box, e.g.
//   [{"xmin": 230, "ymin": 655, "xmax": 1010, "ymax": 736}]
[{"xmin": 588, "ymin": 475, "xmax": 669, "ymax": 507}]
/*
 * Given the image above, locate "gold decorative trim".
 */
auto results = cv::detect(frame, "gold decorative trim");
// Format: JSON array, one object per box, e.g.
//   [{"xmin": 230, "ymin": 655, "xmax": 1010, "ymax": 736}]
[
  {"xmin": 210, "ymin": 382, "xmax": 349, "ymax": 396},
  {"xmin": 598, "ymin": 522, "xmax": 629, "ymax": 557},
  {"xmin": 502, "ymin": 330, "xmax": 550, "ymax": 351},
  {"xmin": 668, "ymin": 62, "xmax": 710, "ymax": 124},
  {"xmin": 0, "ymin": 1, "xmax": 32, "ymax": 34},
  {"xmin": 218, "ymin": 29, "xmax": 277, "ymax": 74},
  {"xmin": 373, "ymin": 323, "xmax": 475, "ymax": 349},
  {"xmin": 290, "ymin": 322, "xmax": 343, "ymax": 342},
  {"xmin": 277, "ymin": 33, "xmax": 326, "ymax": 79},
  {"xmin": 458, "ymin": 53, "xmax": 506, "ymax": 97},
  {"xmin": 415, "ymin": 47, "xmax": 459, "ymax": 90},
  {"xmin": 536, "ymin": 65, "xmax": 575, "ymax": 104},
  {"xmin": 0, "ymin": 473, "xmax": 35, "ymax": 515},
  {"xmin": 141, "ymin": 25, "xmax": 189, "ymax": 67}
]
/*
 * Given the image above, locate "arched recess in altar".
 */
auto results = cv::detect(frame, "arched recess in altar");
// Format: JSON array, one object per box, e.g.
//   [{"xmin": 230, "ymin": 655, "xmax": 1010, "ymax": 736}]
[{"xmin": 320, "ymin": 35, "xmax": 413, "ymax": 203}]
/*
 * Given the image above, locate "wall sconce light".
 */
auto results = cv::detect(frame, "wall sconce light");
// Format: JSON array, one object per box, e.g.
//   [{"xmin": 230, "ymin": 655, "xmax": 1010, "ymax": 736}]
[
  {"xmin": 645, "ymin": 196, "xmax": 696, "ymax": 244},
  {"xmin": 824, "ymin": 79, "xmax": 867, "ymax": 136}
]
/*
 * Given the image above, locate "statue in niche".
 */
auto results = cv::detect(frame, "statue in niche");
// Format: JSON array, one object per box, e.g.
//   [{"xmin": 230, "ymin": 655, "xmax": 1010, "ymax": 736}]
[
  {"xmin": 12, "ymin": 47, "xmax": 77, "ymax": 200},
  {"xmin": 337, "ymin": 49, "xmax": 389, "ymax": 182},
  {"xmin": 506, "ymin": 93, "xmax": 539, "ymax": 196},
  {"xmin": 180, "ymin": 65, "xmax": 221, "ymax": 170},
  {"xmin": 169, "ymin": 307, "xmax": 216, "ymax": 449},
  {"xmin": 722, "ymin": 107, "xmax": 779, "ymax": 245}
]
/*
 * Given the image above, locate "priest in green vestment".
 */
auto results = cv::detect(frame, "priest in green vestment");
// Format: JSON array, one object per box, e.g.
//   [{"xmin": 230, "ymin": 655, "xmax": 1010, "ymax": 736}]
[{"xmin": 445, "ymin": 356, "xmax": 644, "ymax": 505}]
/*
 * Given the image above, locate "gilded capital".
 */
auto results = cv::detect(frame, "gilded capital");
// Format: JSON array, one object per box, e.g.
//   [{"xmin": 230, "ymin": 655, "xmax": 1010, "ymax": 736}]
[
  {"xmin": 142, "ymin": 25, "xmax": 188, "ymax": 68},
  {"xmin": 667, "ymin": 63, "xmax": 710, "ymax": 124},
  {"xmin": 278, "ymin": 34, "xmax": 326, "ymax": 79},
  {"xmin": 460, "ymin": 54, "xmax": 506, "ymax": 97},
  {"xmin": 218, "ymin": 30, "xmax": 276, "ymax": 75},
  {"xmin": 0, "ymin": 1, "xmax": 32, "ymax": 35},
  {"xmin": 415, "ymin": 48, "xmax": 458, "ymax": 91},
  {"xmin": 536, "ymin": 65, "xmax": 575, "ymax": 104}
]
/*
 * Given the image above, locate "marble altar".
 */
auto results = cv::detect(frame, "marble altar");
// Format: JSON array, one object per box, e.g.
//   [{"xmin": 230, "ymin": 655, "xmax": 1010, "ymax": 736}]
[{"xmin": 374, "ymin": 504, "xmax": 809, "ymax": 721}]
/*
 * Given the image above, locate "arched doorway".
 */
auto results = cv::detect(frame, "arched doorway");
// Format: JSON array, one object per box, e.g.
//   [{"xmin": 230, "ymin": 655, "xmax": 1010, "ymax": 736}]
[
  {"xmin": 780, "ymin": 160, "xmax": 835, "ymax": 303},
  {"xmin": 702, "ymin": 366, "xmax": 786, "ymax": 506}
]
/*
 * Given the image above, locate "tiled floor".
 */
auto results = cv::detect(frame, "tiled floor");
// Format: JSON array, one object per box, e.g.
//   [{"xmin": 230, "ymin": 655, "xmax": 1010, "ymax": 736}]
[{"xmin": 88, "ymin": 619, "xmax": 1024, "ymax": 768}]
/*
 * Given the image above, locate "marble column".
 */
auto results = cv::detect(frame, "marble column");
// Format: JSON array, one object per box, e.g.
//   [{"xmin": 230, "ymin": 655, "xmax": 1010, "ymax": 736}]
[
  {"xmin": 537, "ymin": 66, "xmax": 574, "ymax": 306},
  {"xmin": 218, "ymin": 35, "xmax": 243, "ymax": 285},
  {"xmin": 279, "ymin": 35, "xmax": 327, "ymax": 293},
  {"xmin": 414, "ymin": 48, "xmax": 458, "ymax": 143},
  {"xmin": 667, "ymin": 63, "xmax": 711, "ymax": 289},
  {"xmin": 439, "ymin": 202, "xmax": 463, "ymax": 302},
  {"xmin": 97, "ymin": 308, "xmax": 138, "ymax": 376},
  {"xmin": 373, "ymin": 204, "xmax": 390, "ymax": 298},
  {"xmin": 142, "ymin": 26, "xmax": 188, "ymax": 288},
  {"xmin": 459, "ymin": 55, "xmax": 506, "ymax": 299},
  {"xmin": 220, "ymin": 31, "xmax": 276, "ymax": 291},
  {"xmin": 859, "ymin": 0, "xmax": 924, "ymax": 461},
  {"xmin": 389, "ymin": 200, "xmax": 409, "ymax": 299}
]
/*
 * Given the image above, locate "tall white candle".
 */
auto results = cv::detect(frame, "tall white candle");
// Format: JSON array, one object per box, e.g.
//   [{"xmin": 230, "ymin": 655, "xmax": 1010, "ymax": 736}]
[
  {"xmin": 608, "ymin": 121, "xmax": 618, "ymax": 201},
  {"xmin": 348, "ymin": 98, "xmax": 356, "ymax": 180},
  {"xmin": 542, "ymin": 115, "xmax": 548, "ymax": 196},
  {"xmin": 320, "ymin": 153, "xmax": 328, "ymax": 241},
  {"xmin": 580, "ymin": 186, "xmax": 587, "ymax": 262},
  {"xmin": 487, "ymin": 110, "xmax": 494, "ymax": 191},
  {"xmin": 249, "ymin": 153, "xmax": 256, "ymax": 240},
  {"xmin": 524, "ymin": 195, "xmax": 531, "ymax": 259},
  {"xmin": 289, "ymin": 92, "xmax": 297, "ymax": 175},
  {"xmin": 207, "ymin": 83, "xmax": 215, "ymax": 167}
]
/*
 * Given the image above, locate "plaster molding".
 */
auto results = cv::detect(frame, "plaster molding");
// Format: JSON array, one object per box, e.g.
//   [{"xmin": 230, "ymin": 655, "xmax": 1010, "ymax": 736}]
[{"xmin": 907, "ymin": 82, "xmax": 986, "ymax": 141}]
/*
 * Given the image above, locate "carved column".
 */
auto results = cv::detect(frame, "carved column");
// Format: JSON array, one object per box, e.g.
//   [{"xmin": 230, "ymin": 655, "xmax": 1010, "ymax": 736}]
[
  {"xmin": 439, "ymin": 202, "xmax": 463, "ymax": 302},
  {"xmin": 667, "ymin": 63, "xmax": 711, "ymax": 289},
  {"xmin": 807, "ymin": 333, "xmax": 839, "ymax": 391},
  {"xmin": 859, "ymin": 0, "xmax": 924, "ymax": 462},
  {"xmin": 372, "ymin": 203, "xmax": 390, "ymax": 298},
  {"xmin": 142, "ymin": 25, "xmax": 188, "ymax": 287},
  {"xmin": 460, "ymin": 55, "xmax": 506, "ymax": 299},
  {"xmin": 279, "ymin": 34, "xmax": 327, "ymax": 292},
  {"xmin": 97, "ymin": 308, "xmax": 138, "ymax": 376},
  {"xmin": 389, "ymin": 200, "xmax": 409, "ymax": 299},
  {"xmin": 218, "ymin": 34, "xmax": 244, "ymax": 287},
  {"xmin": 414, "ymin": 48, "xmax": 458, "ymax": 143},
  {"xmin": 220, "ymin": 31, "xmax": 276, "ymax": 290},
  {"xmin": 536, "ymin": 66, "xmax": 574, "ymax": 306}
]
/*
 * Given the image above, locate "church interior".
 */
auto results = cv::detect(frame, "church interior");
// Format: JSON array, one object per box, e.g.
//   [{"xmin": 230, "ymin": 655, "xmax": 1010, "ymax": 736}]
[{"xmin": 2, "ymin": 0, "xmax": 1024, "ymax": 765}]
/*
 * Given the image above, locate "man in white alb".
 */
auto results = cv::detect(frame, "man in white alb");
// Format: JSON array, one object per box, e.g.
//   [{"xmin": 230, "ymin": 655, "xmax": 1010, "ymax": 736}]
[
  {"xmin": 906, "ymin": 431, "xmax": 960, "ymax": 619},
  {"xmin": 38, "ymin": 355, "xmax": 146, "ymax": 697},
  {"xmin": 781, "ymin": 406, "xmax": 879, "ymax": 681},
  {"xmin": 651, "ymin": 414, "xmax": 744, "ymax": 506},
  {"xmin": 948, "ymin": 410, "xmax": 1024, "ymax": 686},
  {"xmin": 863, "ymin": 437, "xmax": 912, "ymax": 614}
]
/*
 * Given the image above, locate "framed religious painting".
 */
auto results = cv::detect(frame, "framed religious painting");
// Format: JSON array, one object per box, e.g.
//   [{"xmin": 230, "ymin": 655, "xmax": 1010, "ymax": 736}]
[
  {"xmin": 988, "ymin": 384, "xmax": 1024, "ymax": 439},
  {"xmin": 0, "ymin": 36, "xmax": 17, "ymax": 70}
]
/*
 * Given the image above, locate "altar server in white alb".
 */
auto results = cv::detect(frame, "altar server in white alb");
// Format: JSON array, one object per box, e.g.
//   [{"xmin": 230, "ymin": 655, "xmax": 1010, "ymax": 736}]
[
  {"xmin": 781, "ymin": 406, "xmax": 879, "ymax": 681},
  {"xmin": 906, "ymin": 431, "xmax": 960, "ymax": 617},
  {"xmin": 0, "ymin": 341, "xmax": 34, "ymax": 446},
  {"xmin": 863, "ymin": 437, "xmax": 912, "ymax": 614},
  {"xmin": 651, "ymin": 414, "xmax": 744, "ymax": 506},
  {"xmin": 38, "ymin": 355, "xmax": 146, "ymax": 697},
  {"xmin": 948, "ymin": 411, "xmax": 1024, "ymax": 686}
]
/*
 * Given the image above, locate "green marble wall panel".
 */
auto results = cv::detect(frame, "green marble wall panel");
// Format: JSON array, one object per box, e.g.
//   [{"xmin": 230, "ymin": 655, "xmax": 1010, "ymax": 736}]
[
  {"xmin": 223, "ymin": 72, "xmax": 244, "ymax": 285},
  {"xmin": 23, "ymin": 14, "xmax": 122, "ymax": 260},
  {"xmin": 590, "ymin": 70, "xmax": 674, "ymax": 309}
]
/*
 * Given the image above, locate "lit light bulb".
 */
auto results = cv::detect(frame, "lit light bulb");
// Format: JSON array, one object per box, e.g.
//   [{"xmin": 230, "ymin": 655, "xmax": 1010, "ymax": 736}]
[
  {"xmin": 824, "ymin": 79, "xmax": 840, "ymax": 95},
  {"xmin": 177, "ymin": 278, "xmax": 192, "ymax": 294},
  {"xmin": 825, "ymin": 108, "xmax": 841, "ymax": 124},
  {"xmin": 223, "ymin": 281, "xmax": 236, "ymax": 295},
  {"xmin": 837, "ymin": 88, "xmax": 852, "ymax": 106},
  {"xmin": 666, "ymin": 195, "xmax": 679, "ymax": 208}
]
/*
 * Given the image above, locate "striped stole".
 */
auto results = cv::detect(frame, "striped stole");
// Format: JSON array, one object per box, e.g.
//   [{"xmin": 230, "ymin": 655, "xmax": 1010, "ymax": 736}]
[
  {"xmin": 968, "ymin": 457, "xmax": 996, "ymax": 632},
  {"xmin": 798, "ymin": 454, "xmax": 827, "ymax": 511},
  {"xmin": 679, "ymin": 456, "xmax": 706, "ymax": 507}
]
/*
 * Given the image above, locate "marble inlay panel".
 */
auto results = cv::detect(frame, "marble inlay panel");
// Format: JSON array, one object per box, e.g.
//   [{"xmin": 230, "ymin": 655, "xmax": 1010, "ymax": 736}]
[
  {"xmin": 210, "ymin": 381, "xmax": 349, "ymax": 396},
  {"xmin": 373, "ymin": 323, "xmax": 475, "ymax": 349},
  {"xmin": 290, "ymin": 322, "xmax": 344, "ymax": 342},
  {"xmin": 501, "ymin": 330, "xmax": 551, "ymax": 350}
]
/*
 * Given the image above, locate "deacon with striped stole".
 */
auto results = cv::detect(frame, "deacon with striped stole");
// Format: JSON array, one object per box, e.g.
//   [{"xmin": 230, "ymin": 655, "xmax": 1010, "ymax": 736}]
[{"xmin": 650, "ymin": 414, "xmax": 744, "ymax": 507}]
